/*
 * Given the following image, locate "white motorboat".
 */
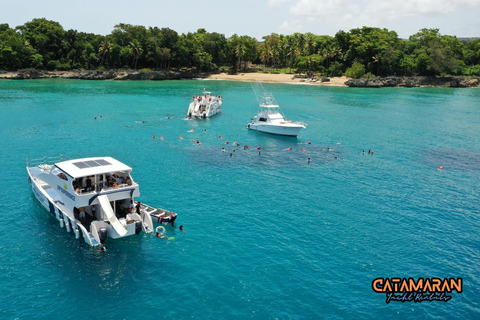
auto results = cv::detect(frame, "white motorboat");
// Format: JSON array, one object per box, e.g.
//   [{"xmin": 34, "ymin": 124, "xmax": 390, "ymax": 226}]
[
  {"xmin": 246, "ymin": 92, "xmax": 306, "ymax": 137},
  {"xmin": 187, "ymin": 91, "xmax": 222, "ymax": 118},
  {"xmin": 27, "ymin": 156, "xmax": 177, "ymax": 247}
]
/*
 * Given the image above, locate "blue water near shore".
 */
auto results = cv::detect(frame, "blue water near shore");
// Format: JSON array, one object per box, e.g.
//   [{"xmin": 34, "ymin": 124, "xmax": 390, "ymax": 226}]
[{"xmin": 1, "ymin": 79, "xmax": 480, "ymax": 319}]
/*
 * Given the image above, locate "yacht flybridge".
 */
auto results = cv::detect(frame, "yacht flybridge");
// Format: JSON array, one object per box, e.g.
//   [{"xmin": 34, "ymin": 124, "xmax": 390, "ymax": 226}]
[
  {"xmin": 246, "ymin": 91, "xmax": 306, "ymax": 137},
  {"xmin": 187, "ymin": 91, "xmax": 222, "ymax": 118},
  {"xmin": 27, "ymin": 156, "xmax": 177, "ymax": 247}
]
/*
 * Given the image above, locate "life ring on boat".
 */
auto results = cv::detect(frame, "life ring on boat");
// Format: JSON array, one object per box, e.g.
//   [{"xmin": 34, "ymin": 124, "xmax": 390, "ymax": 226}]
[{"xmin": 155, "ymin": 226, "xmax": 166, "ymax": 235}]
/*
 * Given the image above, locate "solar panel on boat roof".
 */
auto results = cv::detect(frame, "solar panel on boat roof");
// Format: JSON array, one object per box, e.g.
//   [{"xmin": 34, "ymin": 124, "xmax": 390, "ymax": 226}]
[
  {"xmin": 95, "ymin": 159, "xmax": 111, "ymax": 166},
  {"xmin": 73, "ymin": 162, "xmax": 89, "ymax": 169},
  {"xmin": 84, "ymin": 160, "xmax": 101, "ymax": 167},
  {"xmin": 72, "ymin": 159, "xmax": 112, "ymax": 169}
]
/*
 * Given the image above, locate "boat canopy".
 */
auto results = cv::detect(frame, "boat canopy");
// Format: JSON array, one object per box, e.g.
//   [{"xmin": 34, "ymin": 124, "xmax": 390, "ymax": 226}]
[{"xmin": 55, "ymin": 157, "xmax": 132, "ymax": 178}]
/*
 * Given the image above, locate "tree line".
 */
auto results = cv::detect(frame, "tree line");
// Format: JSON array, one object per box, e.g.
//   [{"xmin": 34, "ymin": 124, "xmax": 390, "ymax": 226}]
[{"xmin": 1, "ymin": 18, "xmax": 480, "ymax": 78}]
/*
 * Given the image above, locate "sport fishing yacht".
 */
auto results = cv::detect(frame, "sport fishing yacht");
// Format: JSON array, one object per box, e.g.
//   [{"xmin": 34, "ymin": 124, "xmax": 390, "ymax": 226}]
[
  {"xmin": 246, "ymin": 92, "xmax": 306, "ymax": 137},
  {"xmin": 27, "ymin": 156, "xmax": 177, "ymax": 247},
  {"xmin": 187, "ymin": 91, "xmax": 222, "ymax": 118}
]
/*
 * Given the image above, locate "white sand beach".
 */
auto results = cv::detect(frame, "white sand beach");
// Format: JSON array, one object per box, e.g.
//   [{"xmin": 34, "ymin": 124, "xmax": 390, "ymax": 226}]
[{"xmin": 204, "ymin": 72, "xmax": 350, "ymax": 86}]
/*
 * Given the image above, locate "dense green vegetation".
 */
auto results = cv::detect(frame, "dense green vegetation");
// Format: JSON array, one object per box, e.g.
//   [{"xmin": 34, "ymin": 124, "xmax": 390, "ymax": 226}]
[{"xmin": 1, "ymin": 18, "xmax": 480, "ymax": 77}]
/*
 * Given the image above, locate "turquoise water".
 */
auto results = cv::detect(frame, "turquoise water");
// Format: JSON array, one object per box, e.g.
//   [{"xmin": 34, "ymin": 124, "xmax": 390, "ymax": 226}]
[{"xmin": 1, "ymin": 79, "xmax": 480, "ymax": 319}]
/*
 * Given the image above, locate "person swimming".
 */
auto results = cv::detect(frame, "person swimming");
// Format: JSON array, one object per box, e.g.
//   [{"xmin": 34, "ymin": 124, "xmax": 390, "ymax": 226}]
[{"xmin": 156, "ymin": 232, "xmax": 169, "ymax": 239}]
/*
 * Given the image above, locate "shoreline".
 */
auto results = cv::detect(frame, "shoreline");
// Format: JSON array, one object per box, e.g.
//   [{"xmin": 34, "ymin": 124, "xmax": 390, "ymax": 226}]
[
  {"xmin": 203, "ymin": 72, "xmax": 350, "ymax": 86},
  {"xmin": 1, "ymin": 69, "xmax": 479, "ymax": 88},
  {"xmin": 0, "ymin": 69, "xmax": 349, "ymax": 86}
]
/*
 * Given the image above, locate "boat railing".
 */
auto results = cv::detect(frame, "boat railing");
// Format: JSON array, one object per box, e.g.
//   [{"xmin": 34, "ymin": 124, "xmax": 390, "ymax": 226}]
[
  {"xmin": 99, "ymin": 182, "xmax": 138, "ymax": 193},
  {"xmin": 26, "ymin": 155, "xmax": 68, "ymax": 167},
  {"xmin": 295, "ymin": 121, "xmax": 308, "ymax": 127},
  {"xmin": 260, "ymin": 92, "xmax": 277, "ymax": 106}
]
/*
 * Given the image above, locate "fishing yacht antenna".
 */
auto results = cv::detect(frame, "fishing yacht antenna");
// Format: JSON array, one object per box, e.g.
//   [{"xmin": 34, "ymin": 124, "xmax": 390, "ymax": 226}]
[
  {"xmin": 250, "ymin": 81, "xmax": 270, "ymax": 105},
  {"xmin": 250, "ymin": 82, "xmax": 261, "ymax": 105}
]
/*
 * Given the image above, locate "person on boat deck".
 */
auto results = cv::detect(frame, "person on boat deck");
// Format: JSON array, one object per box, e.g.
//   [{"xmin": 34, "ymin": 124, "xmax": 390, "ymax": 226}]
[
  {"xmin": 79, "ymin": 207, "xmax": 86, "ymax": 223},
  {"xmin": 73, "ymin": 180, "xmax": 81, "ymax": 193},
  {"xmin": 90, "ymin": 205, "xmax": 96, "ymax": 219},
  {"xmin": 136, "ymin": 201, "xmax": 141, "ymax": 215},
  {"xmin": 128, "ymin": 200, "xmax": 135, "ymax": 212},
  {"xmin": 74, "ymin": 207, "xmax": 79, "ymax": 219},
  {"xmin": 113, "ymin": 182, "xmax": 119, "ymax": 189},
  {"xmin": 107, "ymin": 176, "xmax": 115, "ymax": 187},
  {"xmin": 124, "ymin": 176, "xmax": 132, "ymax": 185},
  {"xmin": 85, "ymin": 176, "xmax": 93, "ymax": 192}
]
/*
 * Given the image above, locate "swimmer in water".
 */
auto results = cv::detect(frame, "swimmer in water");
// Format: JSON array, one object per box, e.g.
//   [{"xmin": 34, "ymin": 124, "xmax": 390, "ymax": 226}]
[
  {"xmin": 156, "ymin": 232, "xmax": 169, "ymax": 239},
  {"xmin": 179, "ymin": 225, "xmax": 185, "ymax": 232}
]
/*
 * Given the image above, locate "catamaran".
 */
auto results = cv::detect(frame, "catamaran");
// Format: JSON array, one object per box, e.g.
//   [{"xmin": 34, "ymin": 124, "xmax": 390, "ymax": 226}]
[
  {"xmin": 187, "ymin": 91, "xmax": 222, "ymax": 118},
  {"xmin": 246, "ymin": 91, "xmax": 306, "ymax": 137},
  {"xmin": 27, "ymin": 156, "xmax": 177, "ymax": 247}
]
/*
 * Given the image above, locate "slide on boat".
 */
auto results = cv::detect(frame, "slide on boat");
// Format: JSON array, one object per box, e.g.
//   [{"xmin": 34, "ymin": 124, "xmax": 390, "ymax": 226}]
[{"xmin": 97, "ymin": 194, "xmax": 127, "ymax": 237}]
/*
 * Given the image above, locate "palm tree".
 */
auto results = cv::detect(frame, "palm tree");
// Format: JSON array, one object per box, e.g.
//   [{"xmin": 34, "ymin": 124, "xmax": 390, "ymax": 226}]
[
  {"xmin": 158, "ymin": 47, "xmax": 171, "ymax": 70},
  {"xmin": 332, "ymin": 46, "xmax": 342, "ymax": 63},
  {"xmin": 294, "ymin": 33, "xmax": 305, "ymax": 56},
  {"xmin": 258, "ymin": 42, "xmax": 270, "ymax": 70},
  {"xmin": 129, "ymin": 40, "xmax": 143, "ymax": 69},
  {"xmin": 304, "ymin": 33, "xmax": 315, "ymax": 55},
  {"xmin": 235, "ymin": 43, "xmax": 245, "ymax": 71},
  {"xmin": 321, "ymin": 49, "xmax": 330, "ymax": 68},
  {"xmin": 270, "ymin": 43, "xmax": 280, "ymax": 73},
  {"xmin": 98, "ymin": 41, "xmax": 112, "ymax": 68}
]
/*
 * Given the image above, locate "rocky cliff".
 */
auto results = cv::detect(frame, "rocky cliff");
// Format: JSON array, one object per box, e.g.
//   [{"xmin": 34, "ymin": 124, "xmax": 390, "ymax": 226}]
[
  {"xmin": 345, "ymin": 76, "xmax": 480, "ymax": 88},
  {"xmin": 0, "ymin": 69, "xmax": 201, "ymax": 80}
]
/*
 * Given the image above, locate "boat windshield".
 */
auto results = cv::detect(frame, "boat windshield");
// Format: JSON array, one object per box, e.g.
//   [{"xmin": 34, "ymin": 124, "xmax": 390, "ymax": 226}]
[{"xmin": 52, "ymin": 167, "xmax": 69, "ymax": 181}]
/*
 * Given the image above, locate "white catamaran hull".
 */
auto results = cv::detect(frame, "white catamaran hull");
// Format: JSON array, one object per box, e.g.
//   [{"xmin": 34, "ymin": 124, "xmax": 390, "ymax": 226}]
[
  {"xmin": 26, "ymin": 156, "xmax": 163, "ymax": 247},
  {"xmin": 187, "ymin": 91, "xmax": 222, "ymax": 119},
  {"xmin": 28, "ymin": 172, "xmax": 97, "ymax": 245}
]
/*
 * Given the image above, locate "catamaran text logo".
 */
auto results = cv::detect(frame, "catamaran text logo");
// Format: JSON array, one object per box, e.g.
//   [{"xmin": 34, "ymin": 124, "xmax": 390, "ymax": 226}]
[
  {"xmin": 57, "ymin": 185, "xmax": 75, "ymax": 201},
  {"xmin": 372, "ymin": 278, "xmax": 462, "ymax": 303}
]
